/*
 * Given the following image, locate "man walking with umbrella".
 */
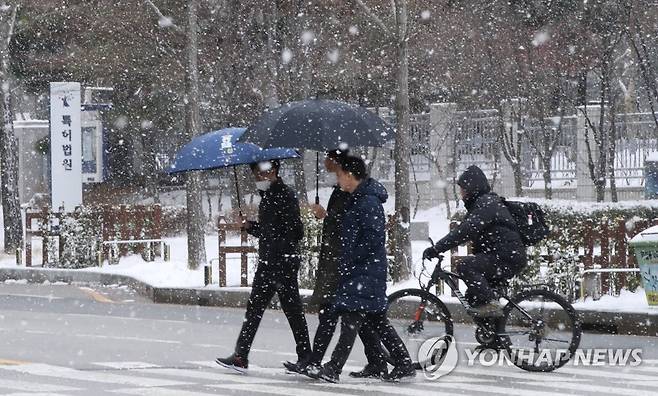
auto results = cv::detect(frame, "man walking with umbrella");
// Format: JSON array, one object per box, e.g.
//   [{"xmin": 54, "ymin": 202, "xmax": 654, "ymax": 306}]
[
  {"xmin": 216, "ymin": 159, "xmax": 312, "ymax": 372},
  {"xmin": 284, "ymin": 150, "xmax": 388, "ymax": 378}
]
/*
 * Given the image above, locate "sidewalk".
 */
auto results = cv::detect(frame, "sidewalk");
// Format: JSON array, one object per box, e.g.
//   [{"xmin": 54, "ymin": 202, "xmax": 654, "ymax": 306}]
[{"xmin": 2, "ymin": 266, "xmax": 657, "ymax": 337}]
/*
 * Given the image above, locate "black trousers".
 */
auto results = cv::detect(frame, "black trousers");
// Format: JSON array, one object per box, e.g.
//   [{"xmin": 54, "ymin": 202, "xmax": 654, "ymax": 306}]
[
  {"xmin": 328, "ymin": 311, "xmax": 412, "ymax": 374},
  {"xmin": 235, "ymin": 265, "xmax": 311, "ymax": 360},
  {"xmin": 455, "ymin": 253, "xmax": 525, "ymax": 307},
  {"xmin": 308, "ymin": 304, "xmax": 385, "ymax": 367}
]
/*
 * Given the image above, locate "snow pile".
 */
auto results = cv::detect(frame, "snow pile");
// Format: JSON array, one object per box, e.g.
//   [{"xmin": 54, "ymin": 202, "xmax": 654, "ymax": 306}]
[
  {"xmin": 630, "ymin": 225, "xmax": 658, "ymax": 244},
  {"xmin": 573, "ymin": 288, "xmax": 656, "ymax": 313}
]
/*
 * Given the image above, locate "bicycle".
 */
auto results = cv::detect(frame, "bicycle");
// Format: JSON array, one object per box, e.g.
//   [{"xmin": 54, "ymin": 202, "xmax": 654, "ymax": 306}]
[{"xmin": 386, "ymin": 240, "xmax": 582, "ymax": 372}]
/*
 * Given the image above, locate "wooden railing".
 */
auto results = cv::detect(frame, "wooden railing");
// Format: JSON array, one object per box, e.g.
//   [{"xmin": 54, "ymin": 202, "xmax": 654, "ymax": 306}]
[
  {"xmin": 23, "ymin": 205, "xmax": 162, "ymax": 267},
  {"xmin": 216, "ymin": 216, "xmax": 257, "ymax": 287}
]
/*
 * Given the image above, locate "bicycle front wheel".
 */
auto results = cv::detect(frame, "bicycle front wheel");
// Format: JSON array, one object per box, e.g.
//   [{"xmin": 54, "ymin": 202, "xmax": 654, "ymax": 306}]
[
  {"xmin": 501, "ymin": 288, "xmax": 582, "ymax": 372},
  {"xmin": 386, "ymin": 288, "xmax": 453, "ymax": 366}
]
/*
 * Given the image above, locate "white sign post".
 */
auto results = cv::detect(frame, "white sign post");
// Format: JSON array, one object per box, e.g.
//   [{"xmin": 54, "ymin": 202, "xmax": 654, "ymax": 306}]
[{"xmin": 50, "ymin": 82, "xmax": 82, "ymax": 212}]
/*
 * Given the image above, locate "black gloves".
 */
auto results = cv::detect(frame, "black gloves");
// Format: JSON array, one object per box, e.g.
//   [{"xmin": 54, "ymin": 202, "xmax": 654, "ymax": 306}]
[{"xmin": 422, "ymin": 246, "xmax": 440, "ymax": 261}]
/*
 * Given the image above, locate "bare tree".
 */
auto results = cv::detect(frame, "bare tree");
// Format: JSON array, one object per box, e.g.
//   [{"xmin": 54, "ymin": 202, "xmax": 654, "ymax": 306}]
[
  {"xmin": 579, "ymin": 62, "xmax": 620, "ymax": 203},
  {"xmin": 579, "ymin": 1, "xmax": 628, "ymax": 202},
  {"xmin": 499, "ymin": 99, "xmax": 525, "ymax": 197},
  {"xmin": 423, "ymin": 120, "xmax": 453, "ymax": 219},
  {"xmin": 522, "ymin": 69, "xmax": 573, "ymax": 199},
  {"xmin": 183, "ymin": 0, "xmax": 207, "ymax": 269},
  {"xmin": 627, "ymin": 2, "xmax": 658, "ymax": 129},
  {"xmin": 526, "ymin": 110, "xmax": 567, "ymax": 200},
  {"xmin": 0, "ymin": 1, "xmax": 22, "ymax": 253},
  {"xmin": 352, "ymin": 0, "xmax": 412, "ymax": 280}
]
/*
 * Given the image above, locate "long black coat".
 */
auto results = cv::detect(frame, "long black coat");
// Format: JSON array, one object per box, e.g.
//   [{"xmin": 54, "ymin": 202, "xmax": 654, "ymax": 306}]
[
  {"xmin": 247, "ymin": 178, "xmax": 304, "ymax": 268},
  {"xmin": 310, "ymin": 186, "xmax": 351, "ymax": 306},
  {"xmin": 433, "ymin": 166, "xmax": 526, "ymax": 265}
]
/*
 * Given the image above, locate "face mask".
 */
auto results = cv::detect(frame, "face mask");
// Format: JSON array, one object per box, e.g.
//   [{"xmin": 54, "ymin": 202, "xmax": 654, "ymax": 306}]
[
  {"xmin": 255, "ymin": 180, "xmax": 272, "ymax": 191},
  {"xmin": 325, "ymin": 172, "xmax": 337, "ymax": 185}
]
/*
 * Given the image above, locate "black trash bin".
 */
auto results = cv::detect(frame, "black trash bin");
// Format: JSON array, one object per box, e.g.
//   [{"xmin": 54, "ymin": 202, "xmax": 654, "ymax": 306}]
[{"xmin": 646, "ymin": 157, "xmax": 658, "ymax": 199}]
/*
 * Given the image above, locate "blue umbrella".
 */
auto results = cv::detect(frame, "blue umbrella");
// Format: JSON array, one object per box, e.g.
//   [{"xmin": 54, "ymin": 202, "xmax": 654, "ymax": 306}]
[{"xmin": 168, "ymin": 127, "xmax": 300, "ymax": 214}]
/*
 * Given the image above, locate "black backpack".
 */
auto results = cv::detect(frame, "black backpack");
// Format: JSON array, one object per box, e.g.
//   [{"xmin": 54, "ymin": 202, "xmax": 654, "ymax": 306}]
[{"xmin": 503, "ymin": 200, "xmax": 550, "ymax": 246}]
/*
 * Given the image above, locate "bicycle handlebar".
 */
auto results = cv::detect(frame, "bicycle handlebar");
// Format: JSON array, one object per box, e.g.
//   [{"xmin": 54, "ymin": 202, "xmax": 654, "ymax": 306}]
[{"xmin": 421, "ymin": 236, "xmax": 446, "ymax": 287}]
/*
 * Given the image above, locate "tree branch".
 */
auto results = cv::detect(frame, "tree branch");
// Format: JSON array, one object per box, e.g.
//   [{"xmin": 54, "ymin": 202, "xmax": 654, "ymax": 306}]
[
  {"xmin": 353, "ymin": 0, "xmax": 392, "ymax": 36},
  {"xmin": 144, "ymin": 0, "xmax": 184, "ymax": 34},
  {"xmin": 5, "ymin": 3, "xmax": 18, "ymax": 47}
]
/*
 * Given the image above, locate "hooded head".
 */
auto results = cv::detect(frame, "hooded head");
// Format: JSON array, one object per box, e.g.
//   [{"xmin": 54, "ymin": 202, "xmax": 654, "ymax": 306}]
[
  {"xmin": 357, "ymin": 177, "xmax": 388, "ymax": 203},
  {"xmin": 457, "ymin": 165, "xmax": 491, "ymax": 206}
]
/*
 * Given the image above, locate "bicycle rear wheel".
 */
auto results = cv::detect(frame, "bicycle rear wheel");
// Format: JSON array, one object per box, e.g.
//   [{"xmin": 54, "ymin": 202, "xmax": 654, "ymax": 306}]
[
  {"xmin": 501, "ymin": 289, "xmax": 582, "ymax": 372},
  {"xmin": 386, "ymin": 289, "xmax": 453, "ymax": 367}
]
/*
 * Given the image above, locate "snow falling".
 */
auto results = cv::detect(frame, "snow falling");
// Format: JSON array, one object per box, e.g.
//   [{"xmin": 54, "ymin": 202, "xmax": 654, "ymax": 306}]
[{"xmin": 0, "ymin": 1, "xmax": 658, "ymax": 394}]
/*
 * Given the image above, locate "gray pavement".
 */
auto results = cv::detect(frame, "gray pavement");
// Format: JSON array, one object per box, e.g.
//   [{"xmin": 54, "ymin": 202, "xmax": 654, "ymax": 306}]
[{"xmin": 1, "ymin": 283, "xmax": 658, "ymax": 395}]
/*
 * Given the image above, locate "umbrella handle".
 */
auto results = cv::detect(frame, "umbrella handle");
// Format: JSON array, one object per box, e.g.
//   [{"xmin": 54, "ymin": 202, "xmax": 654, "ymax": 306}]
[{"xmin": 233, "ymin": 167, "xmax": 243, "ymax": 218}]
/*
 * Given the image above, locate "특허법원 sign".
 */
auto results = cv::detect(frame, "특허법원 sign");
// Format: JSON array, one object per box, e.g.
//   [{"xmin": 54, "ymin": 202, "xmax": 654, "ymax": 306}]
[{"xmin": 50, "ymin": 82, "xmax": 82, "ymax": 212}]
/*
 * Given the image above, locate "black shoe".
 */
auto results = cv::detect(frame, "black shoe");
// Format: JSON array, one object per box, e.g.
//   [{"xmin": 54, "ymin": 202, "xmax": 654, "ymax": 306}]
[
  {"xmin": 316, "ymin": 363, "xmax": 339, "ymax": 383},
  {"xmin": 382, "ymin": 363, "xmax": 416, "ymax": 382},
  {"xmin": 283, "ymin": 359, "xmax": 309, "ymax": 374},
  {"xmin": 303, "ymin": 363, "xmax": 322, "ymax": 380},
  {"xmin": 349, "ymin": 363, "xmax": 388, "ymax": 379},
  {"xmin": 215, "ymin": 354, "xmax": 248, "ymax": 373}
]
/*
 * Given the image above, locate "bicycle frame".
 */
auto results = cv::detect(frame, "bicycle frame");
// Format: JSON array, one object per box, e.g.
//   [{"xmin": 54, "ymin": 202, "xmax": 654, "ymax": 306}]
[{"xmin": 426, "ymin": 258, "xmax": 536, "ymax": 323}]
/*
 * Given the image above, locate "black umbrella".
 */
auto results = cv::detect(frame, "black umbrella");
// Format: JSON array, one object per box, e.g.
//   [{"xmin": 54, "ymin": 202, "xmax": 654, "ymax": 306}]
[{"xmin": 239, "ymin": 99, "xmax": 394, "ymax": 203}]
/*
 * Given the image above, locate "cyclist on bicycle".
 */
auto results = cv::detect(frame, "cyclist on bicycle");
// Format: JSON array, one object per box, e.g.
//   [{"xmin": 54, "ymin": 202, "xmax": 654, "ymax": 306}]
[{"xmin": 423, "ymin": 165, "xmax": 527, "ymax": 317}]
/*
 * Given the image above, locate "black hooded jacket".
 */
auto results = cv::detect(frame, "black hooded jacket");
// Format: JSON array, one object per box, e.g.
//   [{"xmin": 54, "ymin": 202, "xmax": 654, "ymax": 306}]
[
  {"xmin": 247, "ymin": 178, "xmax": 304, "ymax": 268},
  {"xmin": 433, "ymin": 166, "xmax": 526, "ymax": 263}
]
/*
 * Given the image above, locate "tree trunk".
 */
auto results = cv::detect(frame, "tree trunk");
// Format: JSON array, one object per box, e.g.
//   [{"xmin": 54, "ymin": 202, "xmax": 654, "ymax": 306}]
[
  {"xmin": 0, "ymin": 3, "xmax": 22, "ymax": 253},
  {"xmin": 542, "ymin": 155, "xmax": 553, "ymax": 200},
  {"xmin": 499, "ymin": 101, "xmax": 525, "ymax": 199},
  {"xmin": 512, "ymin": 163, "xmax": 523, "ymax": 197},
  {"xmin": 184, "ymin": 0, "xmax": 206, "ymax": 270},
  {"xmin": 608, "ymin": 105, "xmax": 618, "ymax": 203},
  {"xmin": 392, "ymin": 0, "xmax": 411, "ymax": 281},
  {"xmin": 597, "ymin": 71, "xmax": 608, "ymax": 203}
]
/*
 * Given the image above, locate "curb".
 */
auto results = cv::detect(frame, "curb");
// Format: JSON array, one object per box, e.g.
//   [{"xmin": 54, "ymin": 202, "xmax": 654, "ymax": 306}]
[{"xmin": 1, "ymin": 267, "xmax": 657, "ymax": 336}]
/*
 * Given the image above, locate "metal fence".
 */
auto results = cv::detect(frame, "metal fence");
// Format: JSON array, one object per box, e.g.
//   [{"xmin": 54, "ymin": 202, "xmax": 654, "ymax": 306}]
[
  {"xmin": 451, "ymin": 109, "xmax": 501, "ymax": 181},
  {"xmin": 448, "ymin": 109, "xmax": 658, "ymax": 193},
  {"xmin": 370, "ymin": 113, "xmax": 432, "ymax": 182},
  {"xmin": 615, "ymin": 112, "xmax": 658, "ymax": 187},
  {"xmin": 523, "ymin": 115, "xmax": 578, "ymax": 189}
]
